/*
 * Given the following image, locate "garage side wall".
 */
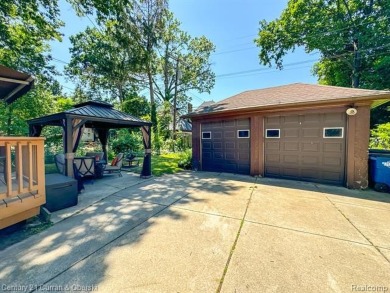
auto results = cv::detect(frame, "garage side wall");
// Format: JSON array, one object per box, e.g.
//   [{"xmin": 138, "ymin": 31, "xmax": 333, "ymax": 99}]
[{"xmin": 346, "ymin": 104, "xmax": 371, "ymax": 189}]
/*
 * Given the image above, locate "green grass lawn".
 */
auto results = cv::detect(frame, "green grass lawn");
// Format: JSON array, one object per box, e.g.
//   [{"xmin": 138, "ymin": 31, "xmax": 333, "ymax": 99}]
[
  {"xmin": 45, "ymin": 152, "xmax": 189, "ymax": 176},
  {"xmin": 130, "ymin": 152, "xmax": 187, "ymax": 176}
]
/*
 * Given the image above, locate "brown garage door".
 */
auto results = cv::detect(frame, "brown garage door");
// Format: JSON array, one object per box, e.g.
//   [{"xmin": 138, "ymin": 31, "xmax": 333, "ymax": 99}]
[
  {"xmin": 201, "ymin": 119, "xmax": 250, "ymax": 174},
  {"xmin": 264, "ymin": 113, "xmax": 346, "ymax": 185}
]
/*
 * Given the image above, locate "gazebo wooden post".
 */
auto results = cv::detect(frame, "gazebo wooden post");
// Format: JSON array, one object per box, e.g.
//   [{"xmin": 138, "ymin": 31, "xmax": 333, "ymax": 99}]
[{"xmin": 64, "ymin": 118, "xmax": 74, "ymax": 177}]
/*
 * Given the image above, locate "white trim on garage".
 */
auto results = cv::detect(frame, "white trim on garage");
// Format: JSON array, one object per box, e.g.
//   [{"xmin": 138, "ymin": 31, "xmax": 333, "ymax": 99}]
[
  {"xmin": 265, "ymin": 129, "xmax": 280, "ymax": 138},
  {"xmin": 202, "ymin": 131, "xmax": 211, "ymax": 139},
  {"xmin": 323, "ymin": 127, "xmax": 344, "ymax": 138},
  {"xmin": 237, "ymin": 129, "xmax": 250, "ymax": 138}
]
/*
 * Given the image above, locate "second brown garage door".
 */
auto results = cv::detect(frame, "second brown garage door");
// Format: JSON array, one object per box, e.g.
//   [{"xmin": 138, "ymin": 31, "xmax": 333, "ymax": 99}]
[
  {"xmin": 264, "ymin": 113, "xmax": 346, "ymax": 185},
  {"xmin": 201, "ymin": 119, "xmax": 250, "ymax": 174}
]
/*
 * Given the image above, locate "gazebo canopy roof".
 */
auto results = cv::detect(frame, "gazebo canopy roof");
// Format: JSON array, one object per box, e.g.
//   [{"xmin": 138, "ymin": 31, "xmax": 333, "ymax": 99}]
[
  {"xmin": 28, "ymin": 100, "xmax": 152, "ymax": 129},
  {"xmin": 0, "ymin": 64, "xmax": 34, "ymax": 104}
]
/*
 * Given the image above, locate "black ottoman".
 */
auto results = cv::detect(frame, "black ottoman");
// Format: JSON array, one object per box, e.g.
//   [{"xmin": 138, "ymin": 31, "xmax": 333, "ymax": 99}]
[{"xmin": 44, "ymin": 174, "xmax": 78, "ymax": 212}]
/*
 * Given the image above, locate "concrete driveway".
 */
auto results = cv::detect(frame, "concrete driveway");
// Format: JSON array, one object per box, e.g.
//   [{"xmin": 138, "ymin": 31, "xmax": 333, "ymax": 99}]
[{"xmin": 0, "ymin": 171, "xmax": 389, "ymax": 292}]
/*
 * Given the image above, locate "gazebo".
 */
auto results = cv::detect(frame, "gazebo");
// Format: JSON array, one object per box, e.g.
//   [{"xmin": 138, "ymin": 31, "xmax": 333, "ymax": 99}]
[{"xmin": 27, "ymin": 100, "xmax": 152, "ymax": 178}]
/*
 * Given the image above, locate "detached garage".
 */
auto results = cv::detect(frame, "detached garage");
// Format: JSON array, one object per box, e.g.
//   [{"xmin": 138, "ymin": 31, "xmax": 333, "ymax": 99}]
[{"xmin": 185, "ymin": 83, "xmax": 390, "ymax": 189}]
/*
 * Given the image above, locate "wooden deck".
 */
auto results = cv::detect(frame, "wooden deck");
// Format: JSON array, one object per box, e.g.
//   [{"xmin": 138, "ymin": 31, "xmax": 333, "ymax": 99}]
[{"xmin": 0, "ymin": 137, "xmax": 45, "ymax": 229}]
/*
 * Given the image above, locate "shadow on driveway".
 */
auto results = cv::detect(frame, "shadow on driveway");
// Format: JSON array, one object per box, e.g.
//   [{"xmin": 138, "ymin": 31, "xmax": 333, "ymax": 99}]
[
  {"xmin": 256, "ymin": 177, "xmax": 390, "ymax": 204},
  {"xmin": 0, "ymin": 171, "xmax": 246, "ymax": 292}
]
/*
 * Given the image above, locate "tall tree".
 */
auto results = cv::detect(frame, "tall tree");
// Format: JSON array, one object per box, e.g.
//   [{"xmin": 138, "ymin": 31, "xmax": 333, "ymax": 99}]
[
  {"xmin": 68, "ymin": 1, "xmax": 215, "ymax": 148},
  {"xmin": 115, "ymin": 0, "xmax": 168, "ymax": 150},
  {"xmin": 65, "ymin": 23, "xmax": 144, "ymax": 106},
  {"xmin": 155, "ymin": 11, "xmax": 215, "ymax": 105},
  {"xmin": 154, "ymin": 11, "xmax": 215, "ymax": 137},
  {"xmin": 69, "ymin": 0, "xmax": 167, "ymax": 128},
  {"xmin": 0, "ymin": 0, "xmax": 64, "ymax": 135},
  {"xmin": 255, "ymin": 0, "xmax": 390, "ymax": 89},
  {"xmin": 0, "ymin": 0, "xmax": 63, "ymax": 74}
]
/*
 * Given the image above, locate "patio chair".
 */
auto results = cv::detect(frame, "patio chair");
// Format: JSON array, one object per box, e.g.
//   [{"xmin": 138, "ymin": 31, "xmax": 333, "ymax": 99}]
[
  {"xmin": 73, "ymin": 156, "xmax": 96, "ymax": 178},
  {"xmin": 104, "ymin": 153, "xmax": 124, "ymax": 177},
  {"xmin": 85, "ymin": 152, "xmax": 106, "ymax": 178},
  {"xmin": 54, "ymin": 153, "xmax": 84, "ymax": 192}
]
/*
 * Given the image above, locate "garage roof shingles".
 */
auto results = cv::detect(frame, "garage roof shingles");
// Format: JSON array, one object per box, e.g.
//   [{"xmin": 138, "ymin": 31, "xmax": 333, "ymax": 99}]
[{"xmin": 189, "ymin": 83, "xmax": 390, "ymax": 116}]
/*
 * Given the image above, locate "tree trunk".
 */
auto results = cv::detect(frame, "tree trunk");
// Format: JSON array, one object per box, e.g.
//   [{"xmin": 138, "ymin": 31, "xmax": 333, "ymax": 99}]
[
  {"xmin": 172, "ymin": 58, "xmax": 180, "ymax": 141},
  {"xmin": 118, "ymin": 84, "xmax": 124, "ymax": 109},
  {"xmin": 164, "ymin": 44, "xmax": 170, "ymax": 100},
  {"xmin": 147, "ymin": 68, "xmax": 155, "ymax": 106},
  {"xmin": 147, "ymin": 61, "xmax": 160, "ymax": 153}
]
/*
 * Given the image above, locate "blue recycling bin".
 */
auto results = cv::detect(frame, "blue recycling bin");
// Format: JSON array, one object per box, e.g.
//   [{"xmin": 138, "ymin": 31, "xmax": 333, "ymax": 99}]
[{"xmin": 369, "ymin": 150, "xmax": 390, "ymax": 192}]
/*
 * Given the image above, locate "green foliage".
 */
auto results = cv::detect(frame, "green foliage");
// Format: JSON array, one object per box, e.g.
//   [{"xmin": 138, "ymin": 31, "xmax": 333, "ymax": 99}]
[
  {"xmin": 41, "ymin": 96, "xmax": 73, "ymax": 158},
  {"xmin": 110, "ymin": 129, "xmax": 143, "ymax": 155},
  {"xmin": 0, "ymin": 0, "xmax": 66, "ymax": 137},
  {"xmin": 154, "ymin": 11, "xmax": 215, "ymax": 108},
  {"xmin": 371, "ymin": 102, "xmax": 390, "ymax": 128},
  {"xmin": 158, "ymin": 101, "xmax": 172, "ymax": 140},
  {"xmin": 255, "ymin": 0, "xmax": 390, "ymax": 89},
  {"xmin": 0, "ymin": 83, "xmax": 58, "ymax": 135},
  {"xmin": 177, "ymin": 149, "xmax": 192, "ymax": 170},
  {"xmin": 122, "ymin": 94, "xmax": 151, "ymax": 118},
  {"xmin": 65, "ymin": 23, "xmax": 144, "ymax": 104},
  {"xmin": 0, "ymin": 0, "xmax": 206, "ymax": 161},
  {"xmin": 370, "ymin": 123, "xmax": 390, "ymax": 150},
  {"xmin": 0, "ymin": 0, "xmax": 63, "ymax": 75},
  {"xmin": 175, "ymin": 133, "xmax": 192, "ymax": 151},
  {"xmin": 160, "ymin": 133, "xmax": 191, "ymax": 153},
  {"xmin": 56, "ymin": 97, "xmax": 74, "ymax": 111},
  {"xmin": 153, "ymin": 11, "xmax": 215, "ymax": 141},
  {"xmin": 161, "ymin": 138, "xmax": 175, "ymax": 152},
  {"xmin": 66, "ymin": 1, "xmax": 215, "ymax": 144},
  {"xmin": 68, "ymin": 0, "xmax": 168, "ymax": 119}
]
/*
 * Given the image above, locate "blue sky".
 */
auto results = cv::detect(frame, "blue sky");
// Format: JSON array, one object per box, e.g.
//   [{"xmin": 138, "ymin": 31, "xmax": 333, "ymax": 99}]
[{"xmin": 51, "ymin": 0, "xmax": 318, "ymax": 107}]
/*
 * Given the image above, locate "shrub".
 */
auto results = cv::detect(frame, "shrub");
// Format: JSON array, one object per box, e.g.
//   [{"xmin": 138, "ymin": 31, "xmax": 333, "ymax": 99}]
[
  {"xmin": 160, "ymin": 135, "xmax": 192, "ymax": 153},
  {"xmin": 177, "ymin": 149, "xmax": 192, "ymax": 170},
  {"xmin": 110, "ymin": 129, "xmax": 143, "ymax": 155},
  {"xmin": 370, "ymin": 123, "xmax": 390, "ymax": 150}
]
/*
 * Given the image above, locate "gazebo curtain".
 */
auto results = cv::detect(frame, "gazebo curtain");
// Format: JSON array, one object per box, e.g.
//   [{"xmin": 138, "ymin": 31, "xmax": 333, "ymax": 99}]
[
  {"xmin": 61, "ymin": 118, "xmax": 85, "ymax": 153},
  {"xmin": 72, "ymin": 119, "xmax": 85, "ymax": 152},
  {"xmin": 29, "ymin": 125, "xmax": 42, "ymax": 137},
  {"xmin": 141, "ymin": 125, "xmax": 152, "ymax": 178},
  {"xmin": 96, "ymin": 128, "xmax": 109, "ymax": 161}
]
